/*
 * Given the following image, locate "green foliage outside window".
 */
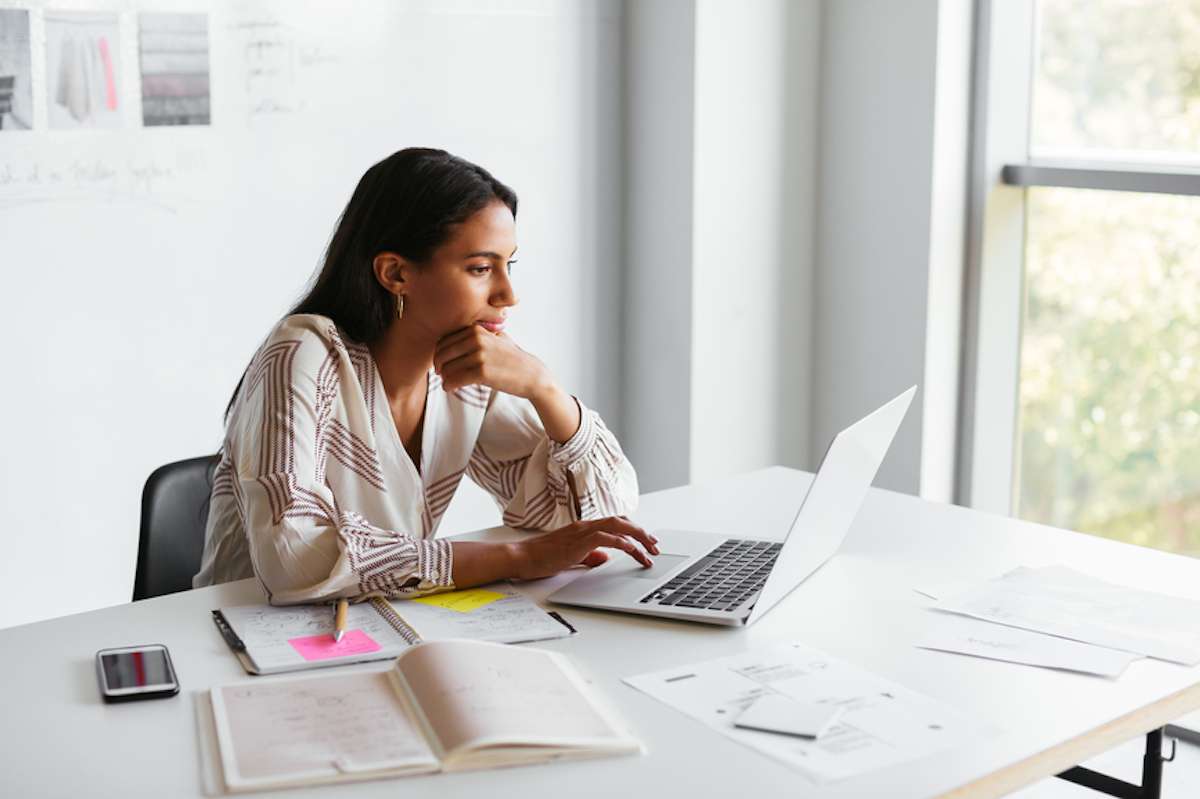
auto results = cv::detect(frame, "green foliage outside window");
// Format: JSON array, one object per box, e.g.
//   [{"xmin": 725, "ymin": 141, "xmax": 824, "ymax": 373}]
[
  {"xmin": 1019, "ymin": 189, "xmax": 1200, "ymax": 555},
  {"xmin": 1018, "ymin": 1, "xmax": 1200, "ymax": 555}
]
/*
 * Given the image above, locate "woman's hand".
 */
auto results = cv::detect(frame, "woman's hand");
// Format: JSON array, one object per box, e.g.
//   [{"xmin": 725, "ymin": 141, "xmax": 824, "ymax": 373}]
[
  {"xmin": 434, "ymin": 326, "xmax": 550, "ymax": 399},
  {"xmin": 434, "ymin": 325, "xmax": 582, "ymax": 442},
  {"xmin": 506, "ymin": 517, "xmax": 661, "ymax": 581}
]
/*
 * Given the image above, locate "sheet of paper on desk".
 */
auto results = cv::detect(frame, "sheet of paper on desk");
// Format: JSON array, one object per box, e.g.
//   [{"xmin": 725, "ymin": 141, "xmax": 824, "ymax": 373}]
[
  {"xmin": 624, "ymin": 641, "xmax": 987, "ymax": 784},
  {"xmin": 931, "ymin": 565, "xmax": 1200, "ymax": 665},
  {"xmin": 915, "ymin": 611, "xmax": 1141, "ymax": 677},
  {"xmin": 913, "ymin": 579, "xmax": 976, "ymax": 601}
]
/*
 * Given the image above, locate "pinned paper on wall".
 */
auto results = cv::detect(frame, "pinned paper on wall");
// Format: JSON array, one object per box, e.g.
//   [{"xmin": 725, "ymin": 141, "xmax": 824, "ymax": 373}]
[
  {"xmin": 0, "ymin": 10, "xmax": 33, "ymax": 131},
  {"xmin": 139, "ymin": 13, "xmax": 210, "ymax": 126},
  {"xmin": 412, "ymin": 588, "xmax": 506, "ymax": 613},
  {"xmin": 45, "ymin": 12, "xmax": 123, "ymax": 130},
  {"xmin": 288, "ymin": 630, "xmax": 383, "ymax": 661}
]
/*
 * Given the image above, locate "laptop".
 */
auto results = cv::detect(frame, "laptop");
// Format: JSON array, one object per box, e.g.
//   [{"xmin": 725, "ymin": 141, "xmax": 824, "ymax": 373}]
[{"xmin": 548, "ymin": 386, "xmax": 916, "ymax": 627}]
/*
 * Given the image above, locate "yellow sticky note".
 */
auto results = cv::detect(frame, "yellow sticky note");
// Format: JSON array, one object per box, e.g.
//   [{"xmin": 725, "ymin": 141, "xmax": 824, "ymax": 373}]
[{"xmin": 412, "ymin": 588, "xmax": 506, "ymax": 613}]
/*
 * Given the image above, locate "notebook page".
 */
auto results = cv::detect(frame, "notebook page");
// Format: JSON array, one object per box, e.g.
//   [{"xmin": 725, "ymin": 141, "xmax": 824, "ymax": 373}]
[
  {"xmin": 211, "ymin": 671, "xmax": 437, "ymax": 791},
  {"xmin": 386, "ymin": 585, "xmax": 571, "ymax": 644},
  {"xmin": 395, "ymin": 640, "xmax": 622, "ymax": 757},
  {"xmin": 221, "ymin": 603, "xmax": 411, "ymax": 672}
]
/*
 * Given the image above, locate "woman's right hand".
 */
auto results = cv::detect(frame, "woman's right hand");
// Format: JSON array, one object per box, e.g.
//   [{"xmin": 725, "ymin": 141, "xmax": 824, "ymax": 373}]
[{"xmin": 506, "ymin": 517, "xmax": 660, "ymax": 581}]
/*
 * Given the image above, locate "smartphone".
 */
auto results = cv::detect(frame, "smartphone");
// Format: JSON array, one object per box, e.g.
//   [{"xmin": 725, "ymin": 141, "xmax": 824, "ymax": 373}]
[{"xmin": 95, "ymin": 644, "xmax": 180, "ymax": 703}]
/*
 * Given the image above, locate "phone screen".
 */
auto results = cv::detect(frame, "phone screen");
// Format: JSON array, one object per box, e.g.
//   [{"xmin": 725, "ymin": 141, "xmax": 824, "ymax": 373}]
[{"xmin": 100, "ymin": 647, "xmax": 176, "ymax": 690}]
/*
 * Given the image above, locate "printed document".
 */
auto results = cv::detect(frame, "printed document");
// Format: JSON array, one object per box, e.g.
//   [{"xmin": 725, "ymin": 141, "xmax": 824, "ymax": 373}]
[
  {"xmin": 932, "ymin": 565, "xmax": 1200, "ymax": 665},
  {"xmin": 915, "ymin": 611, "xmax": 1140, "ymax": 677},
  {"xmin": 625, "ymin": 641, "xmax": 985, "ymax": 784}
]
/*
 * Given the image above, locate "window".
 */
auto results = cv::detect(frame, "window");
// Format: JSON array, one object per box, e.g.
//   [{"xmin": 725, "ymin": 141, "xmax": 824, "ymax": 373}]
[
  {"xmin": 1031, "ymin": 0, "xmax": 1200, "ymax": 160},
  {"xmin": 1018, "ymin": 188, "xmax": 1200, "ymax": 553},
  {"xmin": 963, "ymin": 0, "xmax": 1200, "ymax": 556}
]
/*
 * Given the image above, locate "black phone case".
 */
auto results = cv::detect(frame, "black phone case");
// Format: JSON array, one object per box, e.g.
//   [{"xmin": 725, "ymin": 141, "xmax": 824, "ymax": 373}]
[{"xmin": 101, "ymin": 683, "xmax": 181, "ymax": 703}]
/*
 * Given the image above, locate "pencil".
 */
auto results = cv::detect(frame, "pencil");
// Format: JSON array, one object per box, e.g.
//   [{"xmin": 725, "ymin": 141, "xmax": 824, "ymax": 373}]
[{"xmin": 333, "ymin": 598, "xmax": 348, "ymax": 643}]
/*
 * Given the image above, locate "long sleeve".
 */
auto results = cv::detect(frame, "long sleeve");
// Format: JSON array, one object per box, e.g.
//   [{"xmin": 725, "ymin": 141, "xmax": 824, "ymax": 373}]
[
  {"xmin": 224, "ymin": 316, "xmax": 454, "ymax": 604},
  {"xmin": 465, "ymin": 391, "xmax": 638, "ymax": 529}
]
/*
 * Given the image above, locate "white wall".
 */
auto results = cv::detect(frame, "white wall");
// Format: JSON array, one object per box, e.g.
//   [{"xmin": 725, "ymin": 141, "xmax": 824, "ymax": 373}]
[
  {"xmin": 0, "ymin": 0, "xmax": 624, "ymax": 629},
  {"xmin": 812, "ymin": 0, "xmax": 971, "ymax": 497},
  {"xmin": 619, "ymin": 0, "xmax": 695, "ymax": 492},
  {"xmin": 690, "ymin": 0, "xmax": 819, "ymax": 483},
  {"xmin": 2, "ymin": 0, "xmax": 974, "ymax": 628},
  {"xmin": 622, "ymin": 0, "xmax": 821, "ymax": 492}
]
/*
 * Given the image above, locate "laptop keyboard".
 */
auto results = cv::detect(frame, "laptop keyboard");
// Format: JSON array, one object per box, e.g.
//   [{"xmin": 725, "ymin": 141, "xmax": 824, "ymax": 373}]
[{"xmin": 639, "ymin": 539, "xmax": 782, "ymax": 612}]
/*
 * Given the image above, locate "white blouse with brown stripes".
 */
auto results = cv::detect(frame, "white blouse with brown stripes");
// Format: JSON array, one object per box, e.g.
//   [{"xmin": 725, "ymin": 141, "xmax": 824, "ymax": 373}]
[{"xmin": 193, "ymin": 313, "xmax": 639, "ymax": 604}]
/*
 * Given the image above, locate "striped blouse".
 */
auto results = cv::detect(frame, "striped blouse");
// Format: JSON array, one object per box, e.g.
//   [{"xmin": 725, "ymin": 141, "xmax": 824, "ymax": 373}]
[{"xmin": 192, "ymin": 314, "xmax": 638, "ymax": 604}]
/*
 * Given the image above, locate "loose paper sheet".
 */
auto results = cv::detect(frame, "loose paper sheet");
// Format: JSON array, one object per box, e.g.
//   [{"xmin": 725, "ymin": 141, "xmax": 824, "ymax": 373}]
[
  {"xmin": 625, "ymin": 642, "xmax": 985, "ymax": 784},
  {"xmin": 45, "ymin": 12, "xmax": 124, "ymax": 129},
  {"xmin": 932, "ymin": 565, "xmax": 1200, "ymax": 665},
  {"xmin": 915, "ymin": 611, "xmax": 1140, "ymax": 677},
  {"xmin": 733, "ymin": 693, "xmax": 843, "ymax": 739}
]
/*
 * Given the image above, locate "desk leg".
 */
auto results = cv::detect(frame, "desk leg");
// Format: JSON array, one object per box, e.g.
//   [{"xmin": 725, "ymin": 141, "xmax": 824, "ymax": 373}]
[{"xmin": 1056, "ymin": 728, "xmax": 1169, "ymax": 799}]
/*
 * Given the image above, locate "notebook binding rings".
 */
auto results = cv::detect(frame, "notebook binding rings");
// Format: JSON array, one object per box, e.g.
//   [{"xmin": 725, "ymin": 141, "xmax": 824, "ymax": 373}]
[{"xmin": 370, "ymin": 597, "xmax": 423, "ymax": 644}]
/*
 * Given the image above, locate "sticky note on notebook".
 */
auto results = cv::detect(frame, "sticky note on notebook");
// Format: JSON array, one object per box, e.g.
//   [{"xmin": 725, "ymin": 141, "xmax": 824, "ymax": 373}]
[
  {"xmin": 412, "ymin": 588, "xmax": 506, "ymax": 613},
  {"xmin": 288, "ymin": 630, "xmax": 382, "ymax": 661}
]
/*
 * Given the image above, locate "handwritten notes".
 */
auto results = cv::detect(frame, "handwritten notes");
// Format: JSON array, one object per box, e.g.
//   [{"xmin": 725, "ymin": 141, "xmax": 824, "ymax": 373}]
[
  {"xmin": 219, "ymin": 602, "xmax": 411, "ymax": 673},
  {"xmin": 392, "ymin": 588, "xmax": 572, "ymax": 644},
  {"xmin": 212, "ymin": 672, "xmax": 437, "ymax": 788},
  {"xmin": 228, "ymin": 10, "xmax": 343, "ymax": 120},
  {"xmin": 396, "ymin": 641, "xmax": 617, "ymax": 756},
  {"xmin": 289, "ymin": 630, "xmax": 382, "ymax": 662},
  {"xmin": 0, "ymin": 145, "xmax": 211, "ymax": 213},
  {"xmin": 412, "ymin": 588, "xmax": 505, "ymax": 613}
]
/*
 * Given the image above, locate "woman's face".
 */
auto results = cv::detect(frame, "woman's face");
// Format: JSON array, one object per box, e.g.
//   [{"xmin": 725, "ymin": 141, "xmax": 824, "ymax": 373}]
[{"xmin": 403, "ymin": 200, "xmax": 519, "ymax": 339}]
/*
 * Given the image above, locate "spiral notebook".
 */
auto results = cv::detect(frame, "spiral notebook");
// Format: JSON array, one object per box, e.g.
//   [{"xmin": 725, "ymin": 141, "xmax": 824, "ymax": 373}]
[{"xmin": 212, "ymin": 584, "xmax": 576, "ymax": 675}]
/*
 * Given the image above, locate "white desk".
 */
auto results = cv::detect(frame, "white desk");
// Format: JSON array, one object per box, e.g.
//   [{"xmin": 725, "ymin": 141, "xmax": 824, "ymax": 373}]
[{"xmin": 4, "ymin": 467, "xmax": 1200, "ymax": 797}]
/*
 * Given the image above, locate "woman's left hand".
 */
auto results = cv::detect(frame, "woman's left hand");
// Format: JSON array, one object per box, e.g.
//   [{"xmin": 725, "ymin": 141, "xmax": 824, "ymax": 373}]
[{"xmin": 434, "ymin": 325, "xmax": 551, "ymax": 399}]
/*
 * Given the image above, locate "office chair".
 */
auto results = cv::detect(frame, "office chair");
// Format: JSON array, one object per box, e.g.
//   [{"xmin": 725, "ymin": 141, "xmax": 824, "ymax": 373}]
[{"xmin": 133, "ymin": 454, "xmax": 219, "ymax": 601}]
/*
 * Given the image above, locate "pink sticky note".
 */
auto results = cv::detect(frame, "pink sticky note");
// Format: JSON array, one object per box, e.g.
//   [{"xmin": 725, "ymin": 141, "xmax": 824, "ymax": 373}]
[{"xmin": 288, "ymin": 629, "xmax": 382, "ymax": 661}]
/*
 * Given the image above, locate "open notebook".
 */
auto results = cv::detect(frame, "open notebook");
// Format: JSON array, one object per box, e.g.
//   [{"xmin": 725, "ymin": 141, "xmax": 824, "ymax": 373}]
[
  {"xmin": 209, "ymin": 639, "xmax": 642, "ymax": 792},
  {"xmin": 213, "ymin": 584, "xmax": 575, "ymax": 675}
]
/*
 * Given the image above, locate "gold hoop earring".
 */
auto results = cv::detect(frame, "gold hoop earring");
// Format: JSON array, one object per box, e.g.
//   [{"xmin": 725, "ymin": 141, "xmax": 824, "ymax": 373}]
[{"xmin": 396, "ymin": 294, "xmax": 405, "ymax": 320}]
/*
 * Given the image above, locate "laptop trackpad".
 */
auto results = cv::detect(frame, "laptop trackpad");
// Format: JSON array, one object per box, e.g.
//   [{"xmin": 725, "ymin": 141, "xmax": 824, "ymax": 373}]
[
  {"xmin": 623, "ymin": 554, "xmax": 689, "ymax": 579},
  {"xmin": 552, "ymin": 552, "xmax": 696, "ymax": 605}
]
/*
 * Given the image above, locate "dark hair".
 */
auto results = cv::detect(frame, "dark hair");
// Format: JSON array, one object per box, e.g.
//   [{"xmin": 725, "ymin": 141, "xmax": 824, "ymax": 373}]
[
  {"xmin": 225, "ymin": 147, "xmax": 517, "ymax": 419},
  {"xmin": 294, "ymin": 147, "xmax": 517, "ymax": 342}
]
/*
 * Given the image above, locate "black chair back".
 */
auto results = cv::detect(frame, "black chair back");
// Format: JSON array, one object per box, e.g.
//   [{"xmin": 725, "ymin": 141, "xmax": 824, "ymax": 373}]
[{"xmin": 133, "ymin": 455, "xmax": 219, "ymax": 601}]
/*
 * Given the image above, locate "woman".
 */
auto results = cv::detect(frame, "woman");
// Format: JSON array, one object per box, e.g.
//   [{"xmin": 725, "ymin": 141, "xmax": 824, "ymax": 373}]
[{"xmin": 194, "ymin": 148, "xmax": 657, "ymax": 603}]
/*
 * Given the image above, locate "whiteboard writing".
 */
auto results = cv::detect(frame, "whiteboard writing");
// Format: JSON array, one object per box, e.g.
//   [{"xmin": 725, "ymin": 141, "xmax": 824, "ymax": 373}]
[
  {"xmin": 0, "ymin": 147, "xmax": 209, "ymax": 212},
  {"xmin": 228, "ymin": 14, "xmax": 342, "ymax": 120}
]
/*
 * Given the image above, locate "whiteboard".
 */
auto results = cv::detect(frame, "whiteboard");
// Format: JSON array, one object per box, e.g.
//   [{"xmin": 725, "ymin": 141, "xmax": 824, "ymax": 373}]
[{"xmin": 0, "ymin": 0, "xmax": 622, "ymax": 627}]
